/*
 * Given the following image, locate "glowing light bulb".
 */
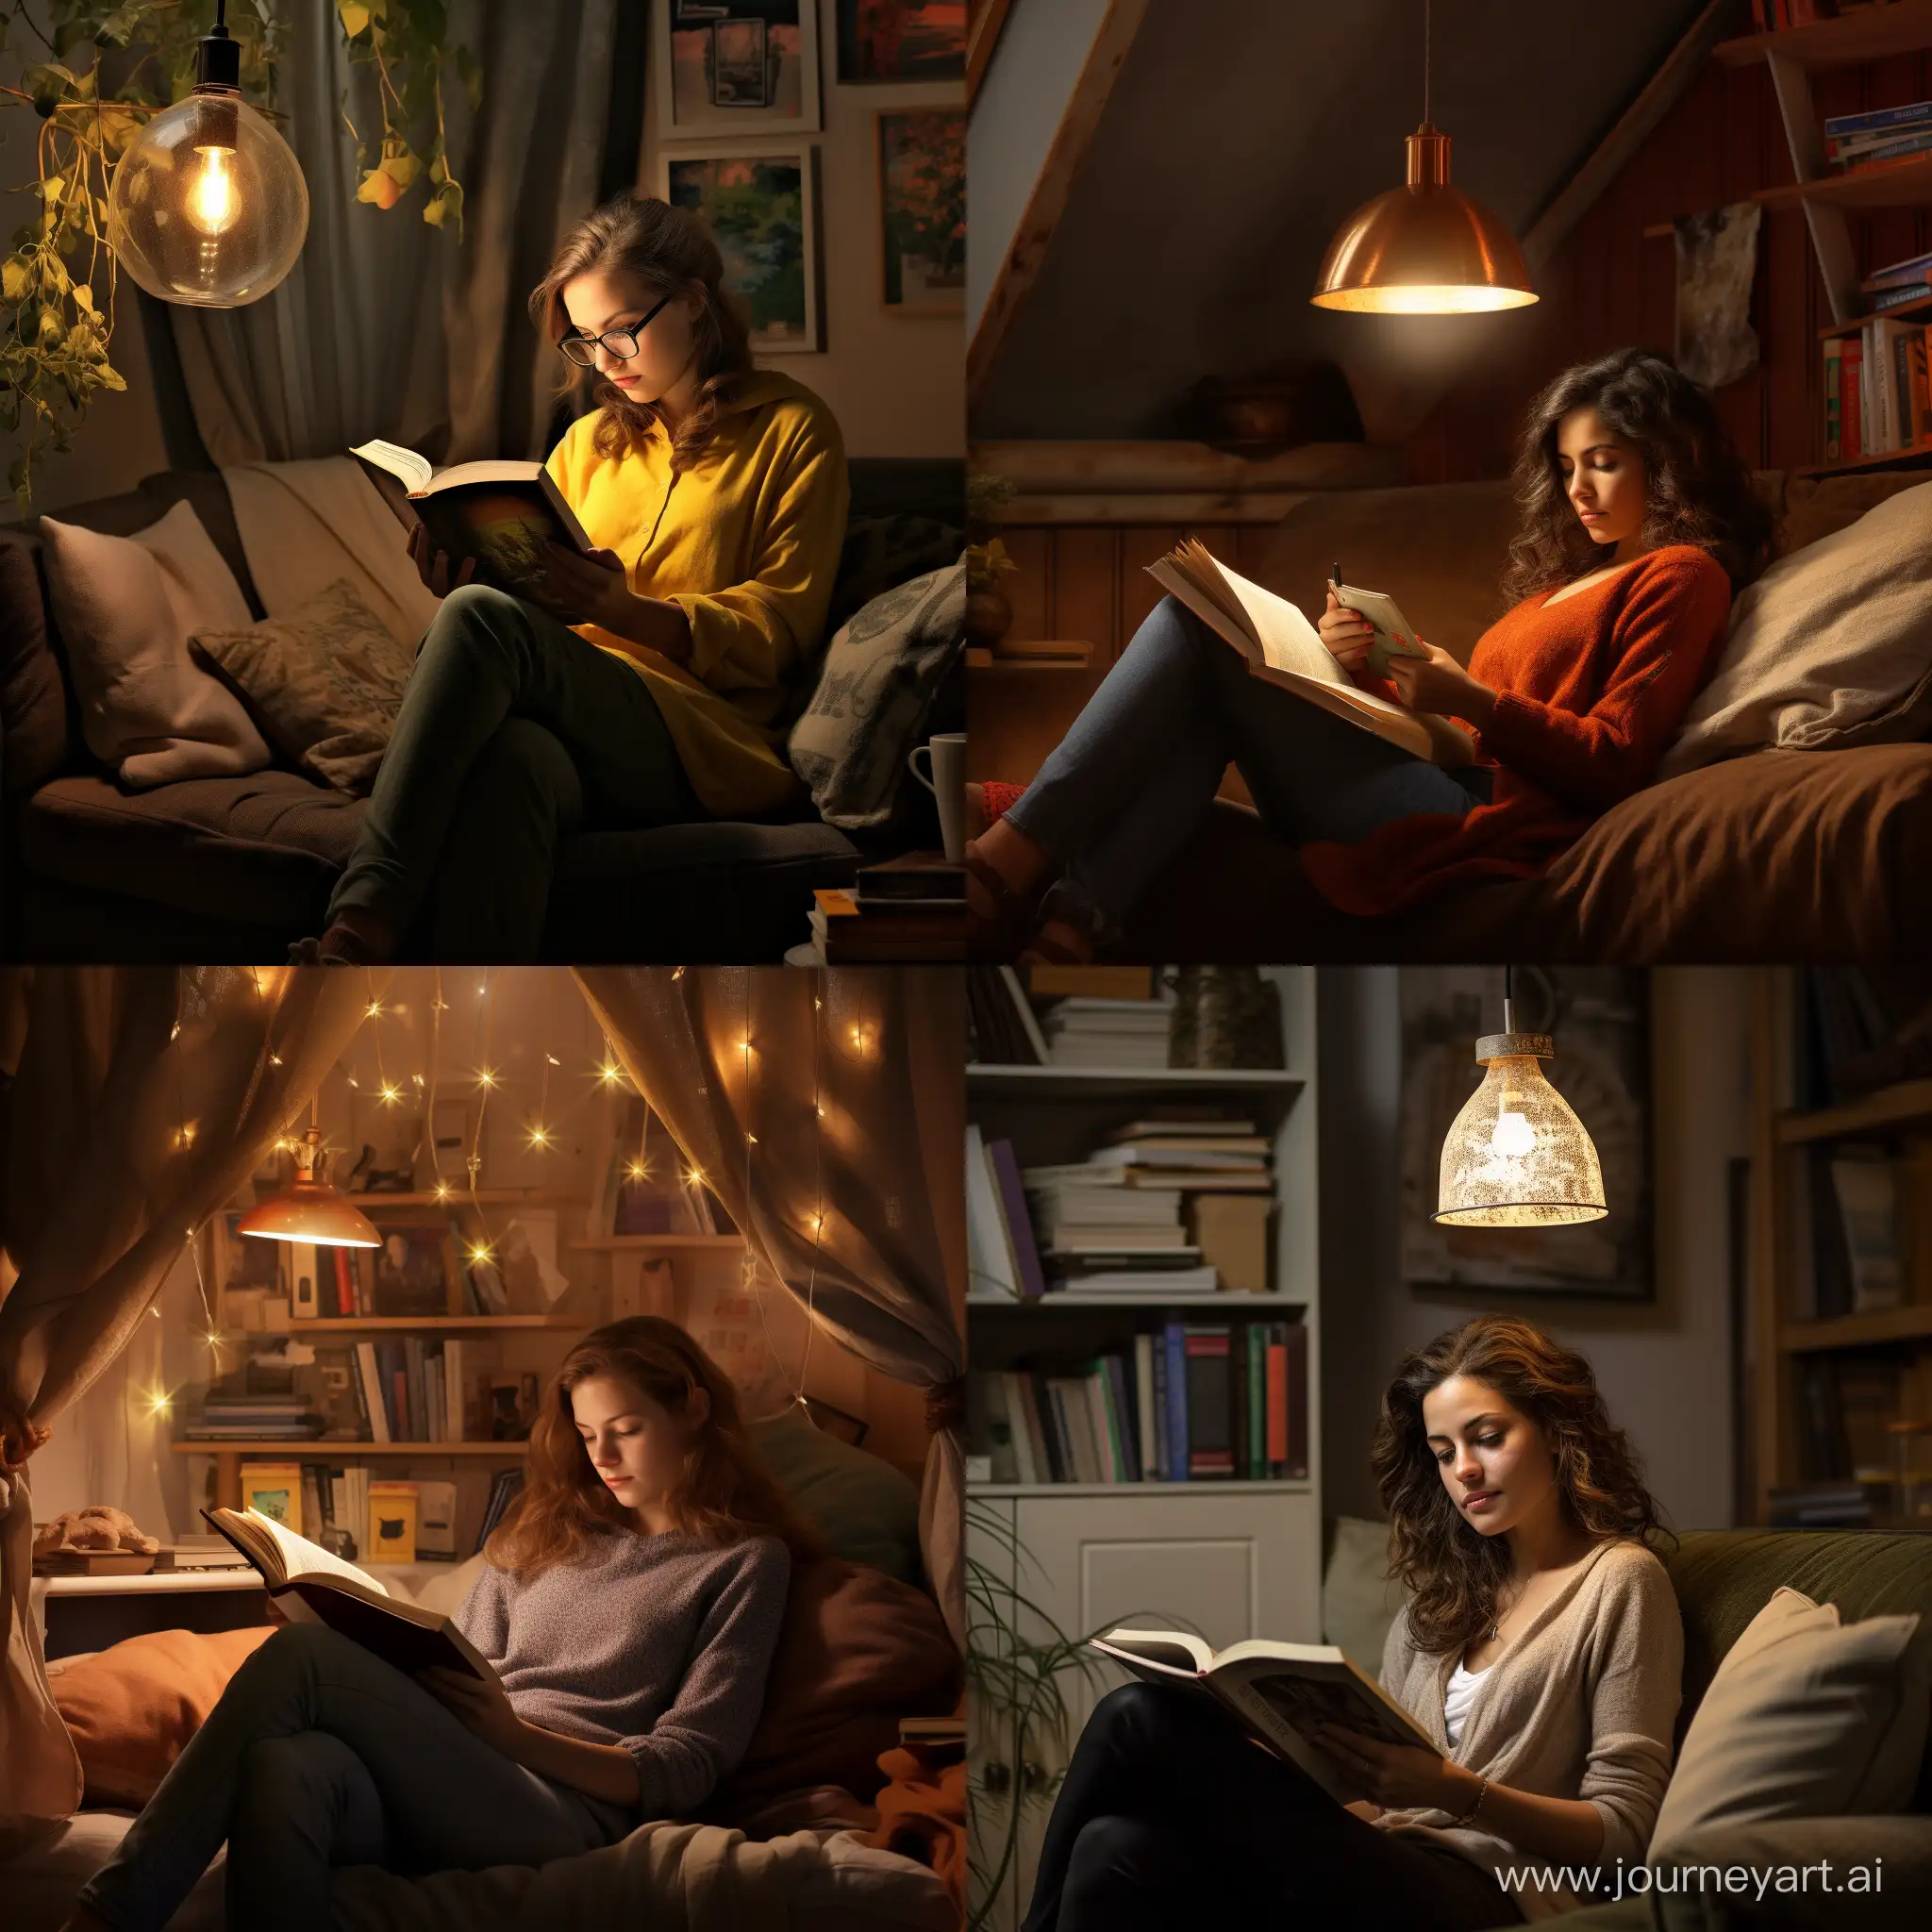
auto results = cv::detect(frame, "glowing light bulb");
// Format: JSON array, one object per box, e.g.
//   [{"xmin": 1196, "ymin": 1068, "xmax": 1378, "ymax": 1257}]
[
  {"xmin": 527, "ymin": 1125, "xmax": 551, "ymax": 1149},
  {"xmin": 365, "ymin": 1000, "xmax": 384, "ymax": 1019},
  {"xmin": 146, "ymin": 1389, "xmax": 173, "ymax": 1417},
  {"xmin": 627, "ymin": 1160, "xmax": 648, "ymax": 1180},
  {"xmin": 434, "ymin": 1182, "xmax": 452, "ymax": 1201},
  {"xmin": 468, "ymin": 1243, "xmax": 493, "ymax": 1265},
  {"xmin": 379, "ymin": 1083, "xmax": 402, "ymax": 1106},
  {"xmin": 186, "ymin": 142, "xmax": 239, "ymax": 236},
  {"xmin": 1490, "ymin": 1105, "xmax": 1538, "ymax": 1159},
  {"xmin": 599, "ymin": 1062, "xmax": 622, "ymax": 1085},
  {"xmin": 477, "ymin": 1069, "xmax": 495, "ymax": 1089}
]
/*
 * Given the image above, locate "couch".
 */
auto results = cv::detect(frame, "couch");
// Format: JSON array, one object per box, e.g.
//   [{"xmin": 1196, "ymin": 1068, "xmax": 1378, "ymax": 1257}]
[
  {"xmin": 1109, "ymin": 471, "xmax": 1932, "ymax": 962},
  {"xmin": 0, "ymin": 460, "xmax": 962, "ymax": 963}
]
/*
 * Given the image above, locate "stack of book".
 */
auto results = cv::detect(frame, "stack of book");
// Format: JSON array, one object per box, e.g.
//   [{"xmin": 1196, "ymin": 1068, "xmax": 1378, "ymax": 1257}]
[
  {"xmin": 182, "ymin": 1391, "xmax": 323, "ymax": 1441},
  {"xmin": 813, "ymin": 855, "xmax": 966, "ymax": 963},
  {"xmin": 971, "ymin": 1318, "xmax": 1307, "ymax": 1484},
  {"xmin": 965, "ymin": 965, "xmax": 1050, "ymax": 1064},
  {"xmin": 1824, "ymin": 304, "xmax": 1931, "ymax": 462},
  {"xmin": 1041, "ymin": 997, "xmax": 1172, "ymax": 1069},
  {"xmin": 1825, "ymin": 99, "xmax": 1932, "ymax": 175}
]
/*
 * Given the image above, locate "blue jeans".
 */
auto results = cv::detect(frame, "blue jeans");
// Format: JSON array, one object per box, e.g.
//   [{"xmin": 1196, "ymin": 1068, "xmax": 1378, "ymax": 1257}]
[
  {"xmin": 77, "ymin": 1623, "xmax": 631, "ymax": 1932},
  {"xmin": 326, "ymin": 584, "xmax": 705, "ymax": 960},
  {"xmin": 1005, "ymin": 597, "xmax": 1491, "ymax": 934}
]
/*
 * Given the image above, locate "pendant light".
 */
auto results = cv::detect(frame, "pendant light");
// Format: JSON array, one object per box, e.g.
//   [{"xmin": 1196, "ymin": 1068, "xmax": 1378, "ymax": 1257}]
[
  {"xmin": 1434, "ymin": 970, "xmax": 1606, "ymax": 1228},
  {"xmin": 237, "ymin": 1101, "xmax": 381, "ymax": 1248},
  {"xmin": 107, "ymin": 0, "xmax": 309, "ymax": 309},
  {"xmin": 1311, "ymin": 0, "xmax": 1535, "ymax": 316}
]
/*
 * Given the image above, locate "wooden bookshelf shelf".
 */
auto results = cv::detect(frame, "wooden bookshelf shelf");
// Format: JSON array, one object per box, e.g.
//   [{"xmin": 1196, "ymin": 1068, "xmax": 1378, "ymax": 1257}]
[
  {"xmin": 1819, "ymin": 294, "xmax": 1932, "ymax": 340},
  {"xmin": 341, "ymin": 1190, "xmax": 584, "ymax": 1210},
  {"xmin": 222, "ymin": 1315, "xmax": 580, "ymax": 1335},
  {"xmin": 566, "ymin": 1234, "xmax": 743, "ymax": 1253},
  {"xmin": 1781, "ymin": 1307, "xmax": 1932, "ymax": 1356},
  {"xmin": 1716, "ymin": 0, "xmax": 1932, "ymax": 69},
  {"xmin": 968, "ymin": 1293, "xmax": 1307, "ymax": 1312},
  {"xmin": 968, "ymin": 1479, "xmax": 1312, "ymax": 1499},
  {"xmin": 1755, "ymin": 153, "xmax": 1932, "ymax": 215},
  {"xmin": 967, "ymin": 1063, "xmax": 1307, "ymax": 1095},
  {"xmin": 171, "ymin": 1441, "xmax": 525, "ymax": 1457},
  {"xmin": 1777, "ymin": 1078, "xmax": 1932, "ymax": 1145}
]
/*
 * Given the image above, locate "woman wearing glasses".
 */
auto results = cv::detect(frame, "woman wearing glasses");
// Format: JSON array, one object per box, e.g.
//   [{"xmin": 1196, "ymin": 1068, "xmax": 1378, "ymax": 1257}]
[{"xmin": 306, "ymin": 192, "xmax": 848, "ymax": 962}]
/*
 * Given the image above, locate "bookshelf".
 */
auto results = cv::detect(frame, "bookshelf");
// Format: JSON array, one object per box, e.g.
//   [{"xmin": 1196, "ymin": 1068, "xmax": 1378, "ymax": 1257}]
[
  {"xmin": 1747, "ymin": 968, "xmax": 1932, "ymax": 1529},
  {"xmin": 966, "ymin": 968, "xmax": 1321, "ymax": 1932},
  {"xmin": 1715, "ymin": 3, "xmax": 1932, "ymax": 475}
]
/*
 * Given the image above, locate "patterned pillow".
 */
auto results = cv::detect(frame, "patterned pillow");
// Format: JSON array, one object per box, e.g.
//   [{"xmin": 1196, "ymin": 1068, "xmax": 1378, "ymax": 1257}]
[
  {"xmin": 190, "ymin": 577, "xmax": 415, "ymax": 794},
  {"xmin": 788, "ymin": 561, "xmax": 965, "ymax": 830}
]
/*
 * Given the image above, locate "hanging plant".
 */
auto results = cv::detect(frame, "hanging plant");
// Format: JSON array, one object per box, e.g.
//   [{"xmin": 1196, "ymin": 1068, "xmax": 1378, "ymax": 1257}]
[{"xmin": 0, "ymin": 0, "xmax": 478, "ymax": 510}]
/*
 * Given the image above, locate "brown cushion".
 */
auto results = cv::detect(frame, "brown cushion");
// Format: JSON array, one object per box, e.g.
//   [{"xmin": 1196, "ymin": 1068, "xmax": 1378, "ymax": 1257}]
[
  {"xmin": 21, "ymin": 769, "xmax": 362, "ymax": 928},
  {"xmin": 1126, "ymin": 741, "xmax": 1932, "ymax": 962},
  {"xmin": 50, "ymin": 1625, "xmax": 274, "ymax": 1807},
  {"xmin": 191, "ymin": 577, "xmax": 416, "ymax": 794},
  {"xmin": 708, "ymin": 1557, "xmax": 963, "ymax": 1811}
]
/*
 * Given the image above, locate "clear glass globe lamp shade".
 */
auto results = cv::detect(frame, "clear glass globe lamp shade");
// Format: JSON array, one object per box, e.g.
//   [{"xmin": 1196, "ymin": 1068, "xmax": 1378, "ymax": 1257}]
[
  {"xmin": 107, "ymin": 89, "xmax": 308, "ymax": 308},
  {"xmin": 1433, "ymin": 1036, "xmax": 1607, "ymax": 1228}
]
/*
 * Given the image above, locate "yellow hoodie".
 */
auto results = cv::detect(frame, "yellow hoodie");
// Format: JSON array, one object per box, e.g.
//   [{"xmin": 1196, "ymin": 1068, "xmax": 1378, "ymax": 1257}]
[{"xmin": 543, "ymin": 370, "xmax": 849, "ymax": 816}]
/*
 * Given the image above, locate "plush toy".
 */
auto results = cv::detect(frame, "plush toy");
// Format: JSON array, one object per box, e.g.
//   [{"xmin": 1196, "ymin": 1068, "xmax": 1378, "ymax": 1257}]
[{"xmin": 32, "ymin": 1506, "xmax": 161, "ymax": 1557}]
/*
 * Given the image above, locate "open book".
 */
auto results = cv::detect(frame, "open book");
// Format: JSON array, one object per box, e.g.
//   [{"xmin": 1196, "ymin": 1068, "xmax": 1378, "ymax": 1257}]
[
  {"xmin": 204, "ymin": 1506, "xmax": 495, "ymax": 1681},
  {"xmin": 1091, "ymin": 1626, "xmax": 1437, "ymax": 1806},
  {"xmin": 1147, "ymin": 540, "xmax": 1475, "ymax": 767},
  {"xmin": 351, "ymin": 439, "xmax": 595, "ymax": 601}
]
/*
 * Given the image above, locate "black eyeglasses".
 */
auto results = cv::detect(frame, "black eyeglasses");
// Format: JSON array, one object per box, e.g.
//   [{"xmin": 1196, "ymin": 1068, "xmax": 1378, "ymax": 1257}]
[{"xmin": 558, "ymin": 291, "xmax": 675, "ymax": 369}]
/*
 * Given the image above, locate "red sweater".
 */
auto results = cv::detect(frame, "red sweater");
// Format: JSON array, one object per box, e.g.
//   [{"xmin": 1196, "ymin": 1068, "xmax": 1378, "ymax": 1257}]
[{"xmin": 1300, "ymin": 545, "xmax": 1733, "ymax": 917}]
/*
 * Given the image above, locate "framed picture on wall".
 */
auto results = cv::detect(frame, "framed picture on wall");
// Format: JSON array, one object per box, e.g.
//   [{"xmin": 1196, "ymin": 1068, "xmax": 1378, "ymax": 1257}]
[
  {"xmin": 661, "ymin": 144, "xmax": 824, "ymax": 353},
  {"xmin": 876, "ymin": 108, "xmax": 964, "ymax": 312},
  {"xmin": 655, "ymin": 0, "xmax": 823, "ymax": 139},
  {"xmin": 835, "ymin": 0, "xmax": 967, "ymax": 83},
  {"xmin": 1396, "ymin": 967, "xmax": 1654, "ymax": 1301}
]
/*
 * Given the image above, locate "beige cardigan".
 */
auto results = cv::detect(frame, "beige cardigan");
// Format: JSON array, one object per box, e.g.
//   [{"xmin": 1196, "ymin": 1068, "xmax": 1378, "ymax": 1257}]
[{"xmin": 1375, "ymin": 1537, "xmax": 1683, "ymax": 1924}]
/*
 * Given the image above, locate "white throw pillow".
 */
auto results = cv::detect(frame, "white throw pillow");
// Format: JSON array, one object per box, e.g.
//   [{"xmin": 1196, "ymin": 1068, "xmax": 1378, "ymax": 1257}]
[
  {"xmin": 1648, "ymin": 1585, "xmax": 1926, "ymax": 1859},
  {"xmin": 1658, "ymin": 480, "xmax": 1932, "ymax": 780},
  {"xmin": 42, "ymin": 500, "xmax": 272, "ymax": 789}
]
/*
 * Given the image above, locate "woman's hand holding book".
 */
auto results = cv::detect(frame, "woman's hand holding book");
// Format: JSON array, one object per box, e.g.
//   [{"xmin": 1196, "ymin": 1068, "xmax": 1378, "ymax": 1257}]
[
  {"xmin": 407, "ymin": 522, "xmax": 478, "ymax": 598},
  {"xmin": 418, "ymin": 1662, "xmax": 526, "ymax": 1754},
  {"xmin": 1315, "ymin": 1722, "xmax": 1483, "ymax": 1816},
  {"xmin": 1385, "ymin": 642, "xmax": 1498, "ymax": 727},
  {"xmin": 1318, "ymin": 589, "xmax": 1376, "ymax": 675},
  {"xmin": 537, "ymin": 542, "xmax": 694, "ymax": 663}
]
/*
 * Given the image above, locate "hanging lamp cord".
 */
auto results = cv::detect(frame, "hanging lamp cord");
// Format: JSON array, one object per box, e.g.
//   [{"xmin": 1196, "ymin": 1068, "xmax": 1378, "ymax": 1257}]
[{"xmin": 1424, "ymin": 0, "xmax": 1431, "ymax": 125}]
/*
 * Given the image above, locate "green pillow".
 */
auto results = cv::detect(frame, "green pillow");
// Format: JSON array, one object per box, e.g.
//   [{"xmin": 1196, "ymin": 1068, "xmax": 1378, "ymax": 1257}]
[{"xmin": 749, "ymin": 1407, "xmax": 923, "ymax": 1586}]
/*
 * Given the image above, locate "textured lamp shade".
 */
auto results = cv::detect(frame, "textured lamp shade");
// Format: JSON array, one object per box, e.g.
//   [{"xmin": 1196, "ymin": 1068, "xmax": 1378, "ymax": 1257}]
[
  {"xmin": 1434, "ymin": 1032, "xmax": 1606, "ymax": 1228},
  {"xmin": 237, "ymin": 1124, "xmax": 380, "ymax": 1248},
  {"xmin": 106, "ymin": 15, "xmax": 308, "ymax": 311},
  {"xmin": 1311, "ymin": 125, "xmax": 1535, "ymax": 315}
]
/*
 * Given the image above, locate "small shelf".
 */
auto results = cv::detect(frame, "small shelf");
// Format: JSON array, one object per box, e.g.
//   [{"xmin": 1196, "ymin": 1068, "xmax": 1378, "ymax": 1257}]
[
  {"xmin": 1755, "ymin": 153, "xmax": 1932, "ymax": 214},
  {"xmin": 225, "ymin": 1315, "xmax": 581, "ymax": 1335},
  {"xmin": 1780, "ymin": 1306, "xmax": 1932, "ymax": 1355},
  {"xmin": 1800, "ymin": 443, "xmax": 1932, "ymax": 478},
  {"xmin": 567, "ymin": 1234, "xmax": 744, "ymax": 1253},
  {"xmin": 1819, "ymin": 293, "xmax": 1932, "ymax": 339},
  {"xmin": 171, "ymin": 1441, "xmax": 525, "ymax": 1457},
  {"xmin": 1716, "ymin": 1, "xmax": 1932, "ymax": 69},
  {"xmin": 1776, "ymin": 1078, "xmax": 1932, "ymax": 1145},
  {"xmin": 968, "ymin": 1063, "xmax": 1307, "ymax": 1095},
  {"xmin": 970, "ymin": 1479, "xmax": 1312, "ymax": 1498},
  {"xmin": 341, "ymin": 1190, "xmax": 585, "ymax": 1210},
  {"xmin": 969, "ymin": 1293, "xmax": 1306, "ymax": 1312}
]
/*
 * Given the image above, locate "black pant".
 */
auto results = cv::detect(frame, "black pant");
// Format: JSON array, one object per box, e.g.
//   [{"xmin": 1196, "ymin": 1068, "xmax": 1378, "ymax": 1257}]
[{"xmin": 1022, "ymin": 1682, "xmax": 1525, "ymax": 1932}]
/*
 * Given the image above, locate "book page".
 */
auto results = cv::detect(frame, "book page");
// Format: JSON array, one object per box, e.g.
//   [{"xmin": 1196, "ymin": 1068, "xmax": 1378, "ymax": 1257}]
[
  {"xmin": 245, "ymin": 1507, "xmax": 390, "ymax": 1596},
  {"xmin": 427, "ymin": 459, "xmax": 549, "ymax": 492},
  {"xmin": 349, "ymin": 439, "xmax": 433, "ymax": 496},
  {"xmin": 1211, "ymin": 1652, "xmax": 1436, "ymax": 1754},
  {"xmin": 1210, "ymin": 557, "xmax": 1352, "ymax": 687},
  {"xmin": 1092, "ymin": 1627, "xmax": 1215, "ymax": 1674}
]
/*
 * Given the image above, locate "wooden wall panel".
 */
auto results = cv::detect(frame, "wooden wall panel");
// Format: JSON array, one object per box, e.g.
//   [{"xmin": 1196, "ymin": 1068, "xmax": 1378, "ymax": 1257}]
[{"xmin": 1408, "ymin": 48, "xmax": 1931, "ymax": 482}]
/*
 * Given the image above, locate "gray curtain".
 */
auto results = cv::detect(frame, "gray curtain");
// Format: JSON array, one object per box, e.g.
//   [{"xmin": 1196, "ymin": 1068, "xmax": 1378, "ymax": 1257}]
[
  {"xmin": 0, "ymin": 968, "xmax": 382, "ymax": 1836},
  {"xmin": 172, "ymin": 0, "xmax": 617, "ymax": 467},
  {"xmin": 576, "ymin": 969, "xmax": 969, "ymax": 1646}
]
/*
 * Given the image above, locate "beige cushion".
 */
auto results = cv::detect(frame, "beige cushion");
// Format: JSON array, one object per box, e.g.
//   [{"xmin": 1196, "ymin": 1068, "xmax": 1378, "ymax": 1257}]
[
  {"xmin": 1648, "ymin": 1585, "xmax": 1927, "ymax": 1857},
  {"xmin": 191, "ymin": 577, "xmax": 415, "ymax": 794},
  {"xmin": 41, "ymin": 501, "xmax": 271, "ymax": 790},
  {"xmin": 1660, "ymin": 481, "xmax": 1932, "ymax": 779}
]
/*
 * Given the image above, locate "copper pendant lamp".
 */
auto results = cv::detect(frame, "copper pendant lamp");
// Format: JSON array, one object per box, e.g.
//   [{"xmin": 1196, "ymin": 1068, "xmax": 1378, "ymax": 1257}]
[
  {"xmin": 237, "ymin": 1101, "xmax": 381, "ymax": 1248},
  {"xmin": 1311, "ymin": 0, "xmax": 1536, "ymax": 316}
]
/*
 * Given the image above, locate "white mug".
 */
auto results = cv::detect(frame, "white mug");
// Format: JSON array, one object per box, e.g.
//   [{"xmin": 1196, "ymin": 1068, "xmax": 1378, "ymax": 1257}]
[{"xmin": 908, "ymin": 732, "xmax": 967, "ymax": 863}]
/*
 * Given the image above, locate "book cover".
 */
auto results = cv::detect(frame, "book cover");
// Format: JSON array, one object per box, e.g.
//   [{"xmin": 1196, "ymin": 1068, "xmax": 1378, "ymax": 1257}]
[
  {"xmin": 1162, "ymin": 1320, "xmax": 1189, "ymax": 1484},
  {"xmin": 239, "ymin": 1461, "xmax": 305, "ymax": 1536},
  {"xmin": 987, "ymin": 1139, "xmax": 1048, "ymax": 1301},
  {"xmin": 1246, "ymin": 1326, "xmax": 1267, "ymax": 1479},
  {"xmin": 1266, "ymin": 1325, "xmax": 1290, "ymax": 1478},
  {"xmin": 1282, "ymin": 1323, "xmax": 1309, "ymax": 1479},
  {"xmin": 366, "ymin": 1480, "xmax": 420, "ymax": 1564},
  {"xmin": 1230, "ymin": 1324, "xmax": 1249, "ymax": 1480},
  {"xmin": 1184, "ymin": 1325, "xmax": 1234, "ymax": 1478},
  {"xmin": 1134, "ymin": 1335, "xmax": 1160, "ymax": 1481}
]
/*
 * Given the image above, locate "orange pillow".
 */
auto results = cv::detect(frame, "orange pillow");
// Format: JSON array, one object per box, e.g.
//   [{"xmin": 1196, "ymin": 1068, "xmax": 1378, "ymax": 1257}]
[
  {"xmin": 50, "ymin": 1625, "xmax": 273, "ymax": 1807},
  {"xmin": 710, "ymin": 1557, "xmax": 963, "ymax": 1809}
]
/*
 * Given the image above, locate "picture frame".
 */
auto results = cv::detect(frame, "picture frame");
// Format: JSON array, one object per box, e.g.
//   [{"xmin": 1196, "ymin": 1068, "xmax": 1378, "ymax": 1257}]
[
  {"xmin": 1396, "ymin": 967, "xmax": 1654, "ymax": 1302},
  {"xmin": 834, "ymin": 1, "xmax": 967, "ymax": 84},
  {"xmin": 660, "ymin": 143, "xmax": 824, "ymax": 353},
  {"xmin": 655, "ymin": 0, "xmax": 822, "ymax": 139},
  {"xmin": 876, "ymin": 108, "xmax": 964, "ymax": 313}
]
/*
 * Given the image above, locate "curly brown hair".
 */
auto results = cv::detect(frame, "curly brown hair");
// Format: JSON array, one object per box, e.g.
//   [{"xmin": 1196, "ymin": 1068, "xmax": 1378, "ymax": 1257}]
[
  {"xmin": 528, "ymin": 193, "xmax": 755, "ymax": 475},
  {"xmin": 1369, "ymin": 1315, "xmax": 1670, "ymax": 1656},
  {"xmin": 1501, "ymin": 347, "xmax": 1779, "ymax": 603},
  {"xmin": 485, "ymin": 1316, "xmax": 819, "ymax": 1580}
]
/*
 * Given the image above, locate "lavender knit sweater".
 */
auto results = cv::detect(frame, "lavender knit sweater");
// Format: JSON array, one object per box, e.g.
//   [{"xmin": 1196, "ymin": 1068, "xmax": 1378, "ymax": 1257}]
[{"xmin": 454, "ymin": 1527, "xmax": 791, "ymax": 1818}]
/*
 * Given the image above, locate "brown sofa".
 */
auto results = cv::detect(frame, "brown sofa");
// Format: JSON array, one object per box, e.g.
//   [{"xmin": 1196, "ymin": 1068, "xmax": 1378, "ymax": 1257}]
[
  {"xmin": 1116, "ymin": 470, "xmax": 1932, "ymax": 962},
  {"xmin": 0, "ymin": 464, "xmax": 963, "ymax": 963}
]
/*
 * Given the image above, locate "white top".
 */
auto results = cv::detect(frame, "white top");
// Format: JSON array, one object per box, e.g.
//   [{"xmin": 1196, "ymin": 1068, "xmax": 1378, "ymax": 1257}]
[{"xmin": 1443, "ymin": 1657, "xmax": 1492, "ymax": 1749}]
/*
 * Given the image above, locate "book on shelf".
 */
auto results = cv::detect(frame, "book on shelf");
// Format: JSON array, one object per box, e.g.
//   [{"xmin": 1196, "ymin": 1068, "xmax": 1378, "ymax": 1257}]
[
  {"xmin": 986, "ymin": 1138, "xmax": 1047, "ymax": 1301},
  {"xmin": 965, "ymin": 1124, "xmax": 1020, "ymax": 1301},
  {"xmin": 1864, "ymin": 248, "xmax": 1932, "ymax": 295},
  {"xmin": 964, "ymin": 966, "xmax": 1051, "ymax": 1066},
  {"xmin": 1041, "ymin": 996, "xmax": 1175, "ymax": 1070},
  {"xmin": 1799, "ymin": 969, "xmax": 1932, "ymax": 1108},
  {"xmin": 1087, "ymin": 1629, "xmax": 1433, "ymax": 1806},
  {"xmin": 1046, "ymin": 1266, "xmax": 1223, "ymax": 1297},
  {"xmin": 473, "ymin": 1467, "xmax": 525, "ymax": 1554},
  {"xmin": 203, "ymin": 1506, "xmax": 495, "ymax": 1679},
  {"xmin": 1146, "ymin": 539, "xmax": 1476, "ymax": 768}
]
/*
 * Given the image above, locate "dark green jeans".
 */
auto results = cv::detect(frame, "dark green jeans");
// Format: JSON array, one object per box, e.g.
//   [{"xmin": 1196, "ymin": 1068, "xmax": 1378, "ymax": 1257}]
[{"xmin": 327, "ymin": 583, "xmax": 703, "ymax": 959}]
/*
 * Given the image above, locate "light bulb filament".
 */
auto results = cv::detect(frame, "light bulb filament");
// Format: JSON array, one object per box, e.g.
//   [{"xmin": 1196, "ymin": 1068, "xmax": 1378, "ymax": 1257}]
[{"xmin": 189, "ymin": 144, "xmax": 238, "ymax": 236}]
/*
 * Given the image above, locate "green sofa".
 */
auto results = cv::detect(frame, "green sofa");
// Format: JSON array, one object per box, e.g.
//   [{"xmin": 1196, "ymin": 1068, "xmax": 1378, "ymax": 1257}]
[{"xmin": 1518, "ymin": 1529, "xmax": 1932, "ymax": 1932}]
